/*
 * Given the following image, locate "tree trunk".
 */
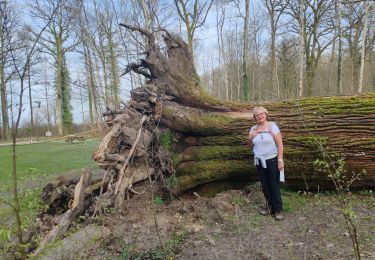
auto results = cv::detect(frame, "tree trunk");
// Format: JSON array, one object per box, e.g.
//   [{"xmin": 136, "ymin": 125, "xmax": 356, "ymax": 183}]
[
  {"xmin": 357, "ymin": 0, "xmax": 369, "ymax": 94},
  {"xmin": 83, "ymin": 46, "xmax": 95, "ymax": 125},
  {"xmin": 0, "ymin": 63, "xmax": 9, "ymax": 140},
  {"xmin": 33, "ymin": 26, "xmax": 375, "ymax": 254},
  {"xmin": 0, "ymin": 4, "xmax": 9, "ymax": 141},
  {"xmin": 337, "ymin": 0, "xmax": 343, "ymax": 95},
  {"xmin": 93, "ymin": 25, "xmax": 375, "ymax": 196},
  {"xmin": 28, "ymin": 61, "xmax": 34, "ymax": 137},
  {"xmin": 242, "ymin": 0, "xmax": 250, "ymax": 101},
  {"xmin": 298, "ymin": 0, "xmax": 305, "ymax": 97},
  {"xmin": 271, "ymin": 23, "xmax": 278, "ymax": 98},
  {"xmin": 162, "ymin": 96, "xmax": 375, "ymax": 192},
  {"xmin": 108, "ymin": 31, "xmax": 119, "ymax": 104},
  {"xmin": 56, "ymin": 42, "xmax": 63, "ymax": 136}
]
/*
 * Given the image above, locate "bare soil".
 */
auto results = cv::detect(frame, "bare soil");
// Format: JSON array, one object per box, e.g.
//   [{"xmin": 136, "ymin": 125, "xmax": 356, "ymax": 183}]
[{"xmin": 75, "ymin": 182, "xmax": 375, "ymax": 260}]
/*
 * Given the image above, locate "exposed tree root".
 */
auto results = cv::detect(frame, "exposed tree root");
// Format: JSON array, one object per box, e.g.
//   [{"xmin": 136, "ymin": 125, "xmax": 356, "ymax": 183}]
[
  {"xmin": 33, "ymin": 169, "xmax": 92, "ymax": 256},
  {"xmin": 30, "ymin": 24, "xmax": 375, "ymax": 256}
]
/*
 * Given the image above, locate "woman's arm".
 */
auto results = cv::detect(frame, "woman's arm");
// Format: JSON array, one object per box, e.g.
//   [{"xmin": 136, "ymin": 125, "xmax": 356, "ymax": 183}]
[
  {"xmin": 274, "ymin": 132, "xmax": 284, "ymax": 171},
  {"xmin": 248, "ymin": 129, "xmax": 257, "ymax": 141},
  {"xmin": 248, "ymin": 125, "xmax": 257, "ymax": 143}
]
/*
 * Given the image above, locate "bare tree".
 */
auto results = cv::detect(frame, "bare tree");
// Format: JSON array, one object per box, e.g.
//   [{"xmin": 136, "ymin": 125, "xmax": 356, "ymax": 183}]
[
  {"xmin": 342, "ymin": 1, "xmax": 367, "ymax": 93},
  {"xmin": 20, "ymin": 27, "xmax": 43, "ymax": 138},
  {"xmin": 250, "ymin": 7, "xmax": 267, "ymax": 101},
  {"xmin": 8, "ymin": 4, "xmax": 57, "ymax": 251},
  {"xmin": 221, "ymin": 17, "xmax": 242, "ymax": 102},
  {"xmin": 94, "ymin": 0, "xmax": 120, "ymax": 105},
  {"xmin": 31, "ymin": 0, "xmax": 78, "ymax": 136},
  {"xmin": 83, "ymin": 0, "xmax": 122, "ymax": 107},
  {"xmin": 173, "ymin": 0, "xmax": 214, "ymax": 57},
  {"xmin": 327, "ymin": 0, "xmax": 342, "ymax": 95},
  {"xmin": 133, "ymin": 0, "xmax": 159, "ymax": 32},
  {"xmin": 76, "ymin": 0, "xmax": 103, "ymax": 126},
  {"xmin": 42, "ymin": 58, "xmax": 52, "ymax": 130},
  {"xmin": 287, "ymin": 0, "xmax": 335, "ymax": 96},
  {"xmin": 297, "ymin": 0, "xmax": 305, "ymax": 97},
  {"xmin": 215, "ymin": 0, "xmax": 229, "ymax": 100},
  {"xmin": 357, "ymin": 0, "xmax": 371, "ymax": 93},
  {"xmin": 278, "ymin": 36, "xmax": 299, "ymax": 98},
  {"xmin": 233, "ymin": 0, "xmax": 250, "ymax": 100},
  {"xmin": 337, "ymin": 0, "xmax": 343, "ymax": 94},
  {"xmin": 262, "ymin": 0, "xmax": 286, "ymax": 98},
  {"xmin": 0, "ymin": 1, "xmax": 18, "ymax": 140}
]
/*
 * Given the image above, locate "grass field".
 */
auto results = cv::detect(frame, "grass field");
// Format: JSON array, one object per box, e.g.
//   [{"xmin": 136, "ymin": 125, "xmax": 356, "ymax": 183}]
[
  {"xmin": 0, "ymin": 139, "xmax": 100, "ymax": 190},
  {"xmin": 0, "ymin": 139, "xmax": 100, "ymax": 244}
]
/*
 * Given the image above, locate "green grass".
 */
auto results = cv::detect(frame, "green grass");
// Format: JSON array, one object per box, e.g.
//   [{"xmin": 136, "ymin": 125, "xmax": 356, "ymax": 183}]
[
  {"xmin": 153, "ymin": 196, "xmax": 164, "ymax": 205},
  {"xmin": 0, "ymin": 136, "xmax": 53, "ymax": 144},
  {"xmin": 282, "ymin": 190, "xmax": 308, "ymax": 213},
  {"xmin": 0, "ymin": 139, "xmax": 100, "ymax": 190},
  {"xmin": 0, "ymin": 139, "xmax": 100, "ymax": 248}
]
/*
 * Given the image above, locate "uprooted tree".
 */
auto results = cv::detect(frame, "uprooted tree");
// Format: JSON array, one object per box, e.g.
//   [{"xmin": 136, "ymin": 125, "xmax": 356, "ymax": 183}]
[
  {"xmin": 91, "ymin": 24, "xmax": 374, "ymax": 192},
  {"xmin": 33, "ymin": 25, "xmax": 374, "ymax": 254}
]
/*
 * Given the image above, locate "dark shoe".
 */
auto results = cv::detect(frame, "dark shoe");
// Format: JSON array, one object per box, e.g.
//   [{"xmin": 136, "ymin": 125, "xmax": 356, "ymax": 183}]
[
  {"xmin": 259, "ymin": 207, "xmax": 271, "ymax": 216},
  {"xmin": 274, "ymin": 212, "xmax": 284, "ymax": 221}
]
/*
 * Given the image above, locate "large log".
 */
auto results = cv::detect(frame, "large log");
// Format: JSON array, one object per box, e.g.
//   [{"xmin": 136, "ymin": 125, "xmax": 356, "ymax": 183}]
[
  {"xmin": 94, "ymin": 25, "xmax": 375, "ymax": 196},
  {"xmin": 164, "ymin": 95, "xmax": 375, "ymax": 192},
  {"xmin": 31, "ymin": 25, "xmax": 374, "ymax": 256}
]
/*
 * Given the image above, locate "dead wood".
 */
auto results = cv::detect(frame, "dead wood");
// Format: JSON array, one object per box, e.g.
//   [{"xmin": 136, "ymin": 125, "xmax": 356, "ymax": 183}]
[
  {"xmin": 32, "ymin": 24, "xmax": 375, "ymax": 255},
  {"xmin": 41, "ymin": 171, "xmax": 105, "ymax": 215},
  {"xmin": 113, "ymin": 25, "xmax": 374, "ymax": 191},
  {"xmin": 93, "ymin": 124, "xmax": 121, "ymax": 162},
  {"xmin": 114, "ymin": 115, "xmax": 147, "ymax": 204},
  {"xmin": 34, "ymin": 169, "xmax": 92, "ymax": 256},
  {"xmin": 92, "ymin": 24, "xmax": 375, "ymax": 196}
]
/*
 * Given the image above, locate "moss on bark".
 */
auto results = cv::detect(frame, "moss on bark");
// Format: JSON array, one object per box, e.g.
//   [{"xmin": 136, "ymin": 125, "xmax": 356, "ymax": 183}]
[
  {"xmin": 160, "ymin": 93, "xmax": 375, "ymax": 191},
  {"xmin": 175, "ymin": 159, "xmax": 256, "ymax": 192},
  {"xmin": 180, "ymin": 146, "xmax": 250, "ymax": 162}
]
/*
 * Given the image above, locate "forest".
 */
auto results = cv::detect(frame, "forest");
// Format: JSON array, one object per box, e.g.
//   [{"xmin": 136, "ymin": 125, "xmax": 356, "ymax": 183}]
[
  {"xmin": 0, "ymin": 0, "xmax": 374, "ymax": 139},
  {"xmin": 0, "ymin": 0, "xmax": 374, "ymax": 259}
]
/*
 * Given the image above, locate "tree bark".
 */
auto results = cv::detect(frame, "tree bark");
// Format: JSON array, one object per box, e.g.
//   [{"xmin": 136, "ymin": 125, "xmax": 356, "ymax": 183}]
[
  {"xmin": 0, "ymin": 62, "xmax": 9, "ymax": 140},
  {"xmin": 93, "ymin": 25, "xmax": 375, "ymax": 195},
  {"xmin": 27, "ymin": 60, "xmax": 34, "ymax": 137},
  {"xmin": 242, "ymin": 0, "xmax": 250, "ymax": 101},
  {"xmin": 297, "ymin": 0, "xmax": 305, "ymax": 97},
  {"xmin": 33, "ymin": 26, "xmax": 375, "ymax": 254},
  {"xmin": 162, "ymin": 96, "xmax": 375, "ymax": 192},
  {"xmin": 357, "ymin": 0, "xmax": 369, "ymax": 94},
  {"xmin": 337, "ymin": 0, "xmax": 343, "ymax": 95},
  {"xmin": 34, "ymin": 169, "xmax": 92, "ymax": 256}
]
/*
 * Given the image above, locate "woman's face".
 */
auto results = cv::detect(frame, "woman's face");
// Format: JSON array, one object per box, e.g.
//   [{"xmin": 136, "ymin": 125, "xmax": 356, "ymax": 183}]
[{"xmin": 254, "ymin": 111, "xmax": 267, "ymax": 124}]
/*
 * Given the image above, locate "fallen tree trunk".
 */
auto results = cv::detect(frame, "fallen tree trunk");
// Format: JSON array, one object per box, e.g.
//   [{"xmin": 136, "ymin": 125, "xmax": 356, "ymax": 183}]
[
  {"xmin": 92, "ymin": 25, "xmax": 374, "ymax": 194},
  {"xmin": 158, "ymin": 96, "xmax": 375, "ymax": 192},
  {"xmin": 31, "ymin": 25, "xmax": 374, "ymax": 255}
]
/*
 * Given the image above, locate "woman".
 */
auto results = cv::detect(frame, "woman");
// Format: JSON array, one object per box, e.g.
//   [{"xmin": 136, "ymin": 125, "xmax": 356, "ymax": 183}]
[{"xmin": 248, "ymin": 107, "xmax": 284, "ymax": 221}]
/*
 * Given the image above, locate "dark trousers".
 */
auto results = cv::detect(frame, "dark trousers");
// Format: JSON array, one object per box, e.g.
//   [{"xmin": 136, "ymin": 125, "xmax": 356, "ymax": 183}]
[{"xmin": 256, "ymin": 157, "xmax": 283, "ymax": 214}]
